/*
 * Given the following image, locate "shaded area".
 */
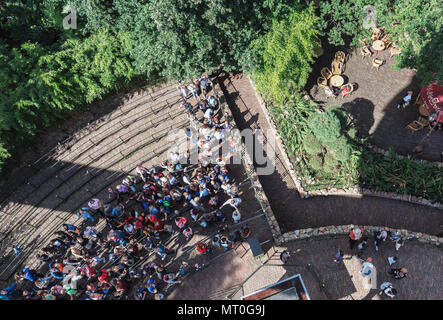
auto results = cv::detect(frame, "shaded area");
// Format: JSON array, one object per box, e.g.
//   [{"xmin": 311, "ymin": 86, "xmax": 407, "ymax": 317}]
[
  {"xmin": 217, "ymin": 71, "xmax": 443, "ymax": 236},
  {"xmin": 169, "ymin": 235, "xmax": 443, "ymax": 300},
  {"xmin": 0, "ymin": 83, "xmax": 172, "ymax": 202},
  {"xmin": 306, "ymin": 38, "xmax": 442, "ymax": 162}
]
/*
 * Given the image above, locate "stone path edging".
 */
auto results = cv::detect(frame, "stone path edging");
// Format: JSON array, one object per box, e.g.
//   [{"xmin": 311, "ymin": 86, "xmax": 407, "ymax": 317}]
[
  {"xmin": 363, "ymin": 141, "xmax": 442, "ymax": 167},
  {"xmin": 247, "ymin": 76, "xmax": 442, "ymax": 210},
  {"xmin": 214, "ymin": 79, "xmax": 282, "ymax": 242},
  {"xmin": 277, "ymin": 224, "xmax": 442, "ymax": 247}
]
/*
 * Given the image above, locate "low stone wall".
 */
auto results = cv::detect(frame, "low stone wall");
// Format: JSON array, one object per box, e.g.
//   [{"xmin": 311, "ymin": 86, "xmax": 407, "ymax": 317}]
[
  {"xmin": 276, "ymin": 224, "xmax": 442, "ymax": 247},
  {"xmin": 213, "ymin": 78, "xmax": 282, "ymax": 242},
  {"xmin": 248, "ymin": 76, "xmax": 443, "ymax": 210},
  {"xmin": 364, "ymin": 141, "xmax": 443, "ymax": 168}
]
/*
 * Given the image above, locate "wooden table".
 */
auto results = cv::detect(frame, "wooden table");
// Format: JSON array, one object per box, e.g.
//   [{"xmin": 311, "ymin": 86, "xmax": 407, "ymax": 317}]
[
  {"xmin": 372, "ymin": 40, "xmax": 386, "ymax": 51},
  {"xmin": 419, "ymin": 104, "xmax": 430, "ymax": 117},
  {"xmin": 330, "ymin": 75, "xmax": 344, "ymax": 88}
]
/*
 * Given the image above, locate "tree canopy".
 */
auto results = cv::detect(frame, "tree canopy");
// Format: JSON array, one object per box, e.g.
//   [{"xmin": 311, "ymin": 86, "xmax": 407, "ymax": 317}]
[
  {"xmin": 251, "ymin": 5, "xmax": 321, "ymax": 105},
  {"xmin": 318, "ymin": 0, "xmax": 442, "ymax": 84}
]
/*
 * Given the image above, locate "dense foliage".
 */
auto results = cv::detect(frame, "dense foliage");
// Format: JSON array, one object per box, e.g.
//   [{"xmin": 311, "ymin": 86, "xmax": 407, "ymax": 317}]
[
  {"xmin": 251, "ymin": 5, "xmax": 321, "ymax": 105},
  {"xmin": 270, "ymin": 99, "xmax": 443, "ymax": 202},
  {"xmin": 318, "ymin": 0, "xmax": 443, "ymax": 84},
  {"xmin": 0, "ymin": 0, "xmax": 305, "ymax": 172},
  {"xmin": 69, "ymin": 0, "xmax": 304, "ymax": 79}
]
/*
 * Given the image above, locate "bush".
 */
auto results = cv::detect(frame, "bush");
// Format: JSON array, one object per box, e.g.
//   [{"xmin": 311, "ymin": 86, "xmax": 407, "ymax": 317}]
[
  {"xmin": 307, "ymin": 111, "xmax": 342, "ymax": 144},
  {"xmin": 303, "ymin": 134, "xmax": 323, "ymax": 156},
  {"xmin": 268, "ymin": 96, "xmax": 442, "ymax": 202}
]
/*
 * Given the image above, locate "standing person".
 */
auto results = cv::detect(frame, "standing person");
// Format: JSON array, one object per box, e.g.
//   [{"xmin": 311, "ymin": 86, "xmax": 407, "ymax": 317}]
[
  {"xmin": 88, "ymin": 198, "xmax": 103, "ymax": 217},
  {"xmin": 199, "ymin": 74, "xmax": 213, "ymax": 98},
  {"xmin": 349, "ymin": 226, "xmax": 364, "ymax": 250},
  {"xmin": 177, "ymin": 81, "xmax": 184, "ymax": 100},
  {"xmin": 188, "ymin": 83, "xmax": 200, "ymax": 102},
  {"xmin": 387, "ymin": 256, "xmax": 398, "ymax": 266},
  {"xmin": 357, "ymin": 236, "xmax": 368, "ymax": 261},
  {"xmin": 374, "ymin": 230, "xmax": 389, "ymax": 251},
  {"xmin": 334, "ymin": 249, "xmax": 344, "ymax": 264},
  {"xmin": 182, "ymin": 227, "xmax": 193, "ymax": 241},
  {"xmin": 232, "ymin": 209, "xmax": 241, "ymax": 224},
  {"xmin": 180, "ymin": 85, "xmax": 190, "ymax": 100},
  {"xmin": 280, "ymin": 250, "xmax": 291, "ymax": 264},
  {"xmin": 360, "ymin": 257, "xmax": 375, "ymax": 277},
  {"xmin": 397, "ymin": 91, "xmax": 413, "ymax": 109},
  {"xmin": 220, "ymin": 236, "xmax": 232, "ymax": 252},
  {"xmin": 77, "ymin": 208, "xmax": 95, "ymax": 223},
  {"xmin": 220, "ymin": 197, "xmax": 242, "ymax": 212},
  {"xmin": 155, "ymin": 244, "xmax": 175, "ymax": 261},
  {"xmin": 0, "ymin": 283, "xmax": 18, "ymax": 300},
  {"xmin": 136, "ymin": 165, "xmax": 150, "ymax": 183},
  {"xmin": 163, "ymin": 273, "xmax": 182, "ymax": 285},
  {"xmin": 379, "ymin": 282, "xmax": 397, "ymax": 299},
  {"xmin": 389, "ymin": 268, "xmax": 408, "ymax": 280},
  {"xmin": 394, "ymin": 238, "xmax": 405, "ymax": 252}
]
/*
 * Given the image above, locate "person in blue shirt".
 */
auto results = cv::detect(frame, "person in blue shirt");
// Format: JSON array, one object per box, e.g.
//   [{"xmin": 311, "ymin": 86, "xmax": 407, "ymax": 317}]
[
  {"xmin": 49, "ymin": 267, "xmax": 65, "ymax": 280},
  {"xmin": 198, "ymin": 185, "xmax": 210, "ymax": 199},
  {"xmin": 397, "ymin": 90, "xmax": 413, "ymax": 109},
  {"xmin": 63, "ymin": 223, "xmax": 80, "ymax": 234},
  {"xmin": 111, "ymin": 204, "xmax": 124, "ymax": 218},
  {"xmin": 0, "ymin": 283, "xmax": 18, "ymax": 300},
  {"xmin": 135, "ymin": 286, "xmax": 150, "ymax": 300},
  {"xmin": 19, "ymin": 267, "xmax": 37, "ymax": 282},
  {"xmin": 147, "ymin": 276, "xmax": 157, "ymax": 293},
  {"xmin": 77, "ymin": 208, "xmax": 95, "ymax": 223}
]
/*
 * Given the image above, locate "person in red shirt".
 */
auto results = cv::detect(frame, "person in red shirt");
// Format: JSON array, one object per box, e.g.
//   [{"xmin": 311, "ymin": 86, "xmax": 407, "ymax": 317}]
[
  {"xmin": 153, "ymin": 219, "xmax": 164, "ymax": 232},
  {"xmin": 175, "ymin": 216, "xmax": 188, "ymax": 229},
  {"xmin": 196, "ymin": 241, "xmax": 207, "ymax": 254},
  {"xmin": 349, "ymin": 227, "xmax": 364, "ymax": 250}
]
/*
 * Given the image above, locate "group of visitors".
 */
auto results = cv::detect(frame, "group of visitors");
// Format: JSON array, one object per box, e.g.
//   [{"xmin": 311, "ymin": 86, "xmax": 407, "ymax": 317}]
[
  {"xmin": 0, "ymin": 73, "xmax": 251, "ymax": 300},
  {"xmin": 342, "ymin": 226, "xmax": 408, "ymax": 299}
]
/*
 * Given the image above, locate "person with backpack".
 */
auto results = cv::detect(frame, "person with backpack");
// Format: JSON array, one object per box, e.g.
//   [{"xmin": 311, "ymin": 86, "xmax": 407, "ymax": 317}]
[
  {"xmin": 389, "ymin": 268, "xmax": 408, "ymax": 280},
  {"xmin": 360, "ymin": 257, "xmax": 375, "ymax": 279},
  {"xmin": 334, "ymin": 249, "xmax": 344, "ymax": 264},
  {"xmin": 76, "ymin": 207, "xmax": 95, "ymax": 223},
  {"xmin": 397, "ymin": 91, "xmax": 413, "ymax": 109},
  {"xmin": 379, "ymin": 282, "xmax": 397, "ymax": 298}
]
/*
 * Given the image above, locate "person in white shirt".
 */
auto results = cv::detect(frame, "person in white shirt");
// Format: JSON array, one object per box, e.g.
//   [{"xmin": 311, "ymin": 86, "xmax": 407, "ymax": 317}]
[
  {"xmin": 379, "ymin": 282, "xmax": 397, "ymax": 298},
  {"xmin": 220, "ymin": 198, "xmax": 242, "ymax": 212},
  {"xmin": 214, "ymin": 128, "xmax": 225, "ymax": 141},
  {"xmin": 168, "ymin": 152, "xmax": 180, "ymax": 165},
  {"xmin": 232, "ymin": 209, "xmax": 241, "ymax": 223},
  {"xmin": 204, "ymin": 108, "xmax": 213, "ymax": 120},
  {"xmin": 360, "ymin": 257, "xmax": 375, "ymax": 277},
  {"xmin": 88, "ymin": 198, "xmax": 101, "ymax": 210}
]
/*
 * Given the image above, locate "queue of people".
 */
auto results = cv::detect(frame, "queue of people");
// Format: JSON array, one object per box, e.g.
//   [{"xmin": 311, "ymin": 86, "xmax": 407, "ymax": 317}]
[{"xmin": 1, "ymin": 73, "xmax": 251, "ymax": 300}]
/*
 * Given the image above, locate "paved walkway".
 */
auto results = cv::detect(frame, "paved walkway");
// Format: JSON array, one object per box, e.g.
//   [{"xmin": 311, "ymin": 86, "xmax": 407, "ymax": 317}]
[
  {"xmin": 0, "ymin": 74, "xmax": 441, "ymax": 300},
  {"xmin": 305, "ymin": 41, "xmax": 443, "ymax": 162},
  {"xmin": 216, "ymin": 72, "xmax": 443, "ymax": 236},
  {"xmin": 232, "ymin": 236, "xmax": 443, "ymax": 300},
  {"xmin": 169, "ymin": 234, "xmax": 442, "ymax": 300}
]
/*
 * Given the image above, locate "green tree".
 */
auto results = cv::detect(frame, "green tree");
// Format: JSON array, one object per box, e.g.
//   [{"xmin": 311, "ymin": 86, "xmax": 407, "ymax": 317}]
[
  {"xmin": 251, "ymin": 5, "xmax": 320, "ymax": 105},
  {"xmin": 318, "ymin": 0, "xmax": 442, "ymax": 84}
]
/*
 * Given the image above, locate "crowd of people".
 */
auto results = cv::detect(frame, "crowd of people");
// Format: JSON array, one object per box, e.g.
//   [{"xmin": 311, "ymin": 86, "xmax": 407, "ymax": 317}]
[
  {"xmin": 0, "ymin": 73, "xmax": 252, "ymax": 300},
  {"xmin": 335, "ymin": 226, "xmax": 410, "ymax": 299}
]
